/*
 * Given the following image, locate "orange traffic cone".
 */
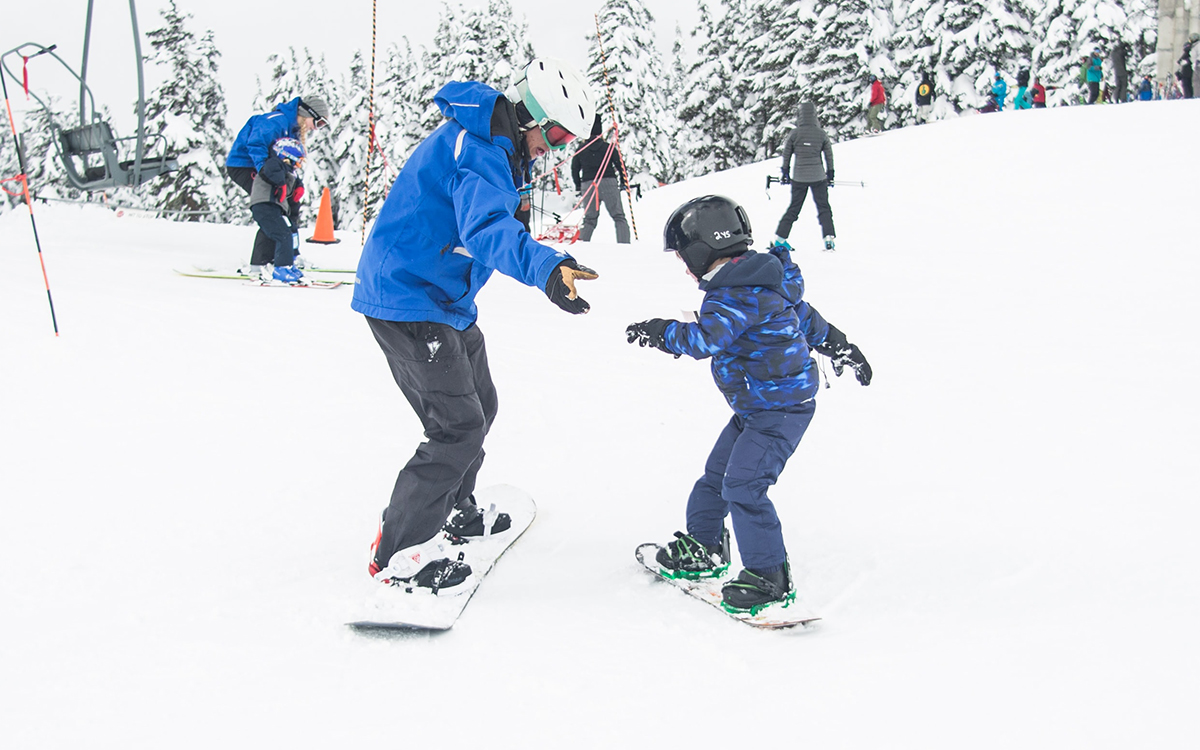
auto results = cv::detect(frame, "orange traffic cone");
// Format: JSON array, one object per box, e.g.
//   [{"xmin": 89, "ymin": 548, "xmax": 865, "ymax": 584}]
[{"xmin": 307, "ymin": 186, "xmax": 341, "ymax": 244}]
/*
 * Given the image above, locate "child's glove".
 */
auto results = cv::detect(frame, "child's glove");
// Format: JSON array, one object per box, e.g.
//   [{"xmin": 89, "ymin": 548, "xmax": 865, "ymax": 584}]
[
  {"xmin": 544, "ymin": 258, "xmax": 598, "ymax": 315},
  {"xmin": 272, "ymin": 184, "xmax": 289, "ymax": 203},
  {"xmin": 290, "ymin": 179, "xmax": 305, "ymax": 205},
  {"xmin": 258, "ymin": 156, "xmax": 288, "ymax": 186},
  {"xmin": 813, "ymin": 324, "xmax": 872, "ymax": 385},
  {"xmin": 626, "ymin": 319, "xmax": 680, "ymax": 357}
]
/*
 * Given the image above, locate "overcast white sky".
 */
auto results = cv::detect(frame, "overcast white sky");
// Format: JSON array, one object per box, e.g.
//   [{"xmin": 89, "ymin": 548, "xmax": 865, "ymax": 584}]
[{"xmin": 3, "ymin": 0, "xmax": 695, "ymax": 131}]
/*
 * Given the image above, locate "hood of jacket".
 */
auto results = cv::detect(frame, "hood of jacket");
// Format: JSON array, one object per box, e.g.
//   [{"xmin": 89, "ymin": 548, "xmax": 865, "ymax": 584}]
[
  {"xmin": 434, "ymin": 81, "xmax": 518, "ymax": 157},
  {"xmin": 795, "ymin": 101, "xmax": 820, "ymax": 127},
  {"xmin": 699, "ymin": 250, "xmax": 785, "ymax": 294}
]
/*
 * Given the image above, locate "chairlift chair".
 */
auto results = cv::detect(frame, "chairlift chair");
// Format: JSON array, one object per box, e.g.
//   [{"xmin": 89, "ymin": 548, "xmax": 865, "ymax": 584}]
[{"xmin": 0, "ymin": 0, "xmax": 177, "ymax": 192}]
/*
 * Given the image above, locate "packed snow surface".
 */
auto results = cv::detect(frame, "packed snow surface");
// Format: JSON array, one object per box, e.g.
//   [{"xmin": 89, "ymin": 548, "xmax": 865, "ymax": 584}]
[{"xmin": 3, "ymin": 102, "xmax": 1198, "ymax": 748}]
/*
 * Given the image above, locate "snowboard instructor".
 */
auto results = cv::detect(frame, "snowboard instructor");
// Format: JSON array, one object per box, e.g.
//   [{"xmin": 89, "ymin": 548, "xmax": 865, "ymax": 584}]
[{"xmin": 352, "ymin": 58, "xmax": 599, "ymax": 593}]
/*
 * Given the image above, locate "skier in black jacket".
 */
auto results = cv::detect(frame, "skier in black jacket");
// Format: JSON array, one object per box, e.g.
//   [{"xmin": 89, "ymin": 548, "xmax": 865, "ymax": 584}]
[
  {"xmin": 571, "ymin": 114, "xmax": 630, "ymax": 243},
  {"xmin": 772, "ymin": 102, "xmax": 836, "ymax": 252}
]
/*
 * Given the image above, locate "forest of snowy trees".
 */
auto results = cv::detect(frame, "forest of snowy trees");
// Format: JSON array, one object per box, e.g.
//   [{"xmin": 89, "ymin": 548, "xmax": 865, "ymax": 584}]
[{"xmin": 1, "ymin": 0, "xmax": 1162, "ymax": 226}]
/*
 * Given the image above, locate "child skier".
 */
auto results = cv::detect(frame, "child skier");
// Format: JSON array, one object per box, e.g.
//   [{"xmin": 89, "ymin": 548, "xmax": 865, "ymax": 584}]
[
  {"xmin": 626, "ymin": 195, "xmax": 871, "ymax": 612},
  {"xmin": 249, "ymin": 137, "xmax": 306, "ymax": 284}
]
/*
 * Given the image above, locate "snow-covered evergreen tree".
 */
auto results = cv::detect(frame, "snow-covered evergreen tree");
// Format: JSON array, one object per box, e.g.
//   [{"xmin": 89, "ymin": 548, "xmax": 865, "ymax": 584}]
[
  {"xmin": 679, "ymin": 1, "xmax": 747, "ymax": 177},
  {"xmin": 15, "ymin": 97, "xmax": 84, "ymax": 203},
  {"xmin": 1031, "ymin": 0, "xmax": 1156, "ymax": 106},
  {"xmin": 329, "ymin": 51, "xmax": 373, "ymax": 231},
  {"xmin": 254, "ymin": 47, "xmax": 342, "ymax": 227},
  {"xmin": 934, "ymin": 0, "xmax": 1033, "ymax": 112},
  {"xmin": 660, "ymin": 26, "xmax": 691, "ymax": 184},
  {"xmin": 587, "ymin": 0, "xmax": 674, "ymax": 186},
  {"xmin": 418, "ymin": 1, "xmax": 535, "ymax": 135},
  {"xmin": 140, "ymin": 1, "xmax": 234, "ymax": 222},
  {"xmin": 803, "ymin": 0, "xmax": 874, "ymax": 136},
  {"xmin": 749, "ymin": 0, "xmax": 818, "ymax": 161},
  {"xmin": 0, "ymin": 119, "xmax": 23, "ymax": 213}
]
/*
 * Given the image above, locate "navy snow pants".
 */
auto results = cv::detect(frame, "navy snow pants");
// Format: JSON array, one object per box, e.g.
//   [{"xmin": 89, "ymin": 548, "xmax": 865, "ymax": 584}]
[
  {"xmin": 686, "ymin": 402, "xmax": 815, "ymax": 573},
  {"xmin": 366, "ymin": 318, "xmax": 498, "ymax": 565},
  {"xmin": 249, "ymin": 203, "xmax": 298, "ymax": 268}
]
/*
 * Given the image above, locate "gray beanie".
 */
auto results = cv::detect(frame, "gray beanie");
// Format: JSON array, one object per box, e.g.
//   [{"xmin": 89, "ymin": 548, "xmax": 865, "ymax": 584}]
[{"xmin": 300, "ymin": 95, "xmax": 331, "ymax": 123}]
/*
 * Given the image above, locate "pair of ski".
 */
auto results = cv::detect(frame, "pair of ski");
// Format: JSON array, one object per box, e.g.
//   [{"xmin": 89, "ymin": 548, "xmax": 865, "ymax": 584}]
[
  {"xmin": 174, "ymin": 265, "xmax": 352, "ymax": 289},
  {"xmin": 349, "ymin": 486, "xmax": 818, "ymax": 632}
]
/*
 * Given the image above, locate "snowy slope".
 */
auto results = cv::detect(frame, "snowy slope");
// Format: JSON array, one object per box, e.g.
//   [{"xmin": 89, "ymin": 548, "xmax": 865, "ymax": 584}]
[{"xmin": 2, "ymin": 102, "xmax": 1198, "ymax": 749}]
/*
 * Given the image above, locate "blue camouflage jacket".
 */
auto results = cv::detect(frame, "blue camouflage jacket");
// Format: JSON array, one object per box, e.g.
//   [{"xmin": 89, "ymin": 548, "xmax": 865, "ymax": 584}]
[
  {"xmin": 226, "ymin": 97, "xmax": 303, "ymax": 170},
  {"xmin": 351, "ymin": 81, "xmax": 570, "ymax": 329},
  {"xmin": 662, "ymin": 249, "xmax": 830, "ymax": 415}
]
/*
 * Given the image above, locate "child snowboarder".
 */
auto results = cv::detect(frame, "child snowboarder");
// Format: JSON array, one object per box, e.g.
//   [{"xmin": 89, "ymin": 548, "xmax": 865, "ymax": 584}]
[
  {"xmin": 249, "ymin": 137, "xmax": 307, "ymax": 284},
  {"xmin": 625, "ymin": 195, "xmax": 871, "ymax": 612}
]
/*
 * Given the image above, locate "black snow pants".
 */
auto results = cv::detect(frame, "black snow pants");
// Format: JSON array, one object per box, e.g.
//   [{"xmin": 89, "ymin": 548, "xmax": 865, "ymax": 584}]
[
  {"xmin": 366, "ymin": 318, "xmax": 499, "ymax": 566},
  {"xmin": 227, "ymin": 166, "xmax": 300, "ymax": 266},
  {"xmin": 775, "ymin": 180, "xmax": 835, "ymax": 240}
]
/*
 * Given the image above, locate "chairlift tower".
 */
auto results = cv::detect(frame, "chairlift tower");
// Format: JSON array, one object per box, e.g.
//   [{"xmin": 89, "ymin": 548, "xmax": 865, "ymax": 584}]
[{"xmin": 1, "ymin": 0, "xmax": 177, "ymax": 192}]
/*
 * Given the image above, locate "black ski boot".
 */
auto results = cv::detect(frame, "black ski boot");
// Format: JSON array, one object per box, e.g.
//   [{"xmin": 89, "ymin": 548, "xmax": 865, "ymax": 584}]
[
  {"xmin": 443, "ymin": 499, "xmax": 512, "ymax": 544},
  {"xmin": 721, "ymin": 562, "xmax": 795, "ymax": 614},
  {"xmin": 655, "ymin": 529, "xmax": 731, "ymax": 579}
]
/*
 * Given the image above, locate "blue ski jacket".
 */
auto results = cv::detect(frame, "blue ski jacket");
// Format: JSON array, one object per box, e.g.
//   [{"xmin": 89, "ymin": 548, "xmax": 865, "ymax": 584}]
[
  {"xmin": 226, "ymin": 97, "xmax": 303, "ymax": 171},
  {"xmin": 992, "ymin": 79, "xmax": 1008, "ymax": 110},
  {"xmin": 351, "ymin": 81, "xmax": 571, "ymax": 329},
  {"xmin": 661, "ymin": 249, "xmax": 830, "ymax": 416}
]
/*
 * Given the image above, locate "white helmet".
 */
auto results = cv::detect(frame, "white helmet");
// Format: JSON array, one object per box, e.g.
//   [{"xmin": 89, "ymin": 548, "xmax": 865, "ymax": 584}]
[{"xmin": 507, "ymin": 58, "xmax": 596, "ymax": 150}]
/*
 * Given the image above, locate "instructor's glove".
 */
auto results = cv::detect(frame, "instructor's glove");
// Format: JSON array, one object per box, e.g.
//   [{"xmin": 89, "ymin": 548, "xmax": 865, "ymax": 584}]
[
  {"xmin": 544, "ymin": 258, "xmax": 598, "ymax": 315},
  {"xmin": 258, "ymin": 155, "xmax": 288, "ymax": 187},
  {"xmin": 826, "ymin": 169, "xmax": 835, "ymax": 187},
  {"xmin": 779, "ymin": 166, "xmax": 791, "ymax": 186},
  {"xmin": 813, "ymin": 323, "xmax": 872, "ymax": 386},
  {"xmin": 625, "ymin": 319, "xmax": 679, "ymax": 357}
]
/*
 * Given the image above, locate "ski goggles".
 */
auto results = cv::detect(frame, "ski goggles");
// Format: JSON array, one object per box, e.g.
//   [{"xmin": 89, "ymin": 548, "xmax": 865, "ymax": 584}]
[
  {"xmin": 541, "ymin": 121, "xmax": 577, "ymax": 150},
  {"xmin": 300, "ymin": 103, "xmax": 328, "ymax": 129}
]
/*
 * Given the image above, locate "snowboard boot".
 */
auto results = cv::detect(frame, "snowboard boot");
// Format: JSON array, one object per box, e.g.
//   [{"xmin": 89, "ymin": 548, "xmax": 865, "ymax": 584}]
[
  {"xmin": 443, "ymin": 499, "xmax": 512, "ymax": 545},
  {"xmin": 371, "ymin": 528, "xmax": 474, "ymax": 596},
  {"xmin": 721, "ymin": 561, "xmax": 795, "ymax": 615},
  {"xmin": 823, "ymin": 236, "xmax": 836, "ymax": 252},
  {"xmin": 654, "ymin": 529, "xmax": 731, "ymax": 580}
]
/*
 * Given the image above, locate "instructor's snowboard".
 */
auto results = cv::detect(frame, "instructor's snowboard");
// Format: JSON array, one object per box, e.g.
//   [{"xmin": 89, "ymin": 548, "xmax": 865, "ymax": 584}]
[
  {"xmin": 636, "ymin": 543, "xmax": 820, "ymax": 630},
  {"xmin": 349, "ymin": 485, "xmax": 536, "ymax": 632}
]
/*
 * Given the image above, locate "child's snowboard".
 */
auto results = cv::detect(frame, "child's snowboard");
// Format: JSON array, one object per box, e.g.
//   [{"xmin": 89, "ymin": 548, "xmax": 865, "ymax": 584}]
[
  {"xmin": 348, "ymin": 485, "xmax": 536, "ymax": 632},
  {"xmin": 635, "ymin": 543, "xmax": 820, "ymax": 630}
]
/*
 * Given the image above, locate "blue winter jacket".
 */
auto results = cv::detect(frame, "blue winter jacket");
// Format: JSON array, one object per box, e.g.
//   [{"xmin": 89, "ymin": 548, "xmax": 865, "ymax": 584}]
[
  {"xmin": 351, "ymin": 82, "xmax": 570, "ymax": 329},
  {"xmin": 226, "ymin": 97, "xmax": 303, "ymax": 170},
  {"xmin": 661, "ymin": 249, "xmax": 830, "ymax": 416},
  {"xmin": 1087, "ymin": 55, "xmax": 1104, "ymax": 83}
]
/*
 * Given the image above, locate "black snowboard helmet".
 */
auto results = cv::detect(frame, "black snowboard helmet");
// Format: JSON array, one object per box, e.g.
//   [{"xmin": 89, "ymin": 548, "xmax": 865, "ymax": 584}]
[{"xmin": 663, "ymin": 195, "xmax": 753, "ymax": 277}]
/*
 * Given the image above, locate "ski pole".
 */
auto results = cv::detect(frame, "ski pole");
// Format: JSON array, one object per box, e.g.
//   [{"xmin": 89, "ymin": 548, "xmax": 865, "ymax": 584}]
[{"xmin": 1, "ymin": 60, "xmax": 59, "ymax": 336}]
